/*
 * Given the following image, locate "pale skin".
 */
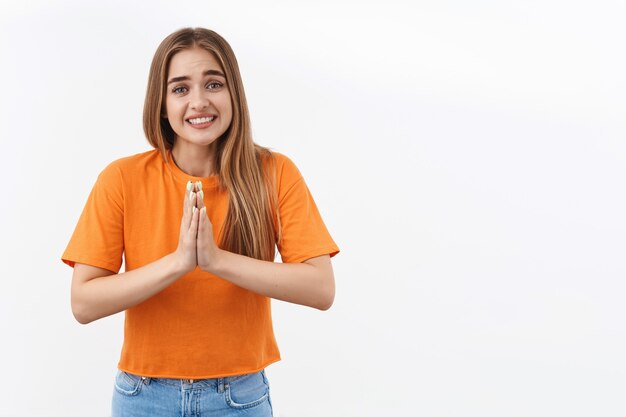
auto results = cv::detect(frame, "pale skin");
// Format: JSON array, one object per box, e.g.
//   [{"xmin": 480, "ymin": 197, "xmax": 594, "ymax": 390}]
[{"xmin": 71, "ymin": 46, "xmax": 335, "ymax": 324}]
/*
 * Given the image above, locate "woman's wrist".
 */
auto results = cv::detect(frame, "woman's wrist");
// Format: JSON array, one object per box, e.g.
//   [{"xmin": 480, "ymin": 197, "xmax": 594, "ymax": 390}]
[
  {"xmin": 198, "ymin": 247, "xmax": 225, "ymax": 275},
  {"xmin": 169, "ymin": 251, "xmax": 196, "ymax": 276}
]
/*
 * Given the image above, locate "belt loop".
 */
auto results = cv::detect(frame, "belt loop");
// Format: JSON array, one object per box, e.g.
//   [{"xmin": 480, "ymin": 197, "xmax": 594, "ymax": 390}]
[
  {"xmin": 217, "ymin": 378, "xmax": 224, "ymax": 393},
  {"xmin": 141, "ymin": 376, "xmax": 151, "ymax": 385}
]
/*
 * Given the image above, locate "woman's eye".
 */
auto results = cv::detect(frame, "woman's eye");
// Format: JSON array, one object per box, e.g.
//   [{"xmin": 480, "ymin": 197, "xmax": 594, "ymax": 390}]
[
  {"xmin": 207, "ymin": 82, "xmax": 223, "ymax": 90},
  {"xmin": 172, "ymin": 83, "xmax": 222, "ymax": 94}
]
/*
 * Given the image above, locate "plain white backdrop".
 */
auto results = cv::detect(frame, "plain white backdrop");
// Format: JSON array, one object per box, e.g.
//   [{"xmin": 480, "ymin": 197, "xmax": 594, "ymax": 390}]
[{"xmin": 1, "ymin": 0, "xmax": 625, "ymax": 416}]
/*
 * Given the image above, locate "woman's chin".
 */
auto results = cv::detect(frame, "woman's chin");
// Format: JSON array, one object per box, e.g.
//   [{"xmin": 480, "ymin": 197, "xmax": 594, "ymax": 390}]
[{"xmin": 174, "ymin": 136, "xmax": 221, "ymax": 149}]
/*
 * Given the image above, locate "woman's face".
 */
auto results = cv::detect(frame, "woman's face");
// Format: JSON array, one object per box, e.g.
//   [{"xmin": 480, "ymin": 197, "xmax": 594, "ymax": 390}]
[{"xmin": 163, "ymin": 46, "xmax": 233, "ymax": 149}]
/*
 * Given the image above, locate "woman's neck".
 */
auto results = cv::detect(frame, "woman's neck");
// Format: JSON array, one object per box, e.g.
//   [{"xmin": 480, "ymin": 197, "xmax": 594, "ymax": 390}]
[{"xmin": 171, "ymin": 140, "xmax": 217, "ymax": 177}]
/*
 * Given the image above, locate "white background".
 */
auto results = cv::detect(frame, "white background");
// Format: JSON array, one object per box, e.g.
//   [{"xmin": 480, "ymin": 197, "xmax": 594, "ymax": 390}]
[{"xmin": 1, "ymin": 0, "xmax": 625, "ymax": 416}]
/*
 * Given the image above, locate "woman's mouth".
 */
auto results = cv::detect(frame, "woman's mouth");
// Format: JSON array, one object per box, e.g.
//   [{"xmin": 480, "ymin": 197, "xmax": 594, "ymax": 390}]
[{"xmin": 186, "ymin": 115, "xmax": 217, "ymax": 128}]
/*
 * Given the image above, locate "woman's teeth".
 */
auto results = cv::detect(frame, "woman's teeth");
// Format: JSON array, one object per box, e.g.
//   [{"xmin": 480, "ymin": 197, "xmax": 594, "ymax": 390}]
[{"xmin": 188, "ymin": 116, "xmax": 215, "ymax": 124}]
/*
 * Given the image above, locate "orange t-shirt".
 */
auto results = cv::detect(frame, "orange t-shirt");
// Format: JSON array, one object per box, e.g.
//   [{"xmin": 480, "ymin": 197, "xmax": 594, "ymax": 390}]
[{"xmin": 62, "ymin": 148, "xmax": 339, "ymax": 379}]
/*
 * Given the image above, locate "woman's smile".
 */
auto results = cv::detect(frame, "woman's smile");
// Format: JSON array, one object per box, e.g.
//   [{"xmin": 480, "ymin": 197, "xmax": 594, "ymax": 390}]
[{"xmin": 186, "ymin": 114, "xmax": 218, "ymax": 128}]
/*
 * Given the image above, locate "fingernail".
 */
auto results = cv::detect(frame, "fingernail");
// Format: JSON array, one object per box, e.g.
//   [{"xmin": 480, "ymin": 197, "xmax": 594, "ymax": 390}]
[
  {"xmin": 193, "ymin": 206, "xmax": 197, "ymax": 214},
  {"xmin": 201, "ymin": 207, "xmax": 206, "ymax": 215},
  {"xmin": 196, "ymin": 181, "xmax": 202, "ymax": 191},
  {"xmin": 189, "ymin": 192, "xmax": 195, "ymax": 202},
  {"xmin": 186, "ymin": 180, "xmax": 192, "ymax": 192},
  {"xmin": 198, "ymin": 190, "xmax": 204, "ymax": 200}
]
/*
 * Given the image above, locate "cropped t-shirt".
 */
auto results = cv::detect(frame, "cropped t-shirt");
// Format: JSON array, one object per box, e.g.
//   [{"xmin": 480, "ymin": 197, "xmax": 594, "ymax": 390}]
[{"xmin": 61, "ymin": 148, "xmax": 339, "ymax": 379}]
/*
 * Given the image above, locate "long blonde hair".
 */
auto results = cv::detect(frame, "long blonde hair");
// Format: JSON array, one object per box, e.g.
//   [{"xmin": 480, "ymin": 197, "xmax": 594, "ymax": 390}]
[{"xmin": 143, "ymin": 27, "xmax": 279, "ymax": 261}]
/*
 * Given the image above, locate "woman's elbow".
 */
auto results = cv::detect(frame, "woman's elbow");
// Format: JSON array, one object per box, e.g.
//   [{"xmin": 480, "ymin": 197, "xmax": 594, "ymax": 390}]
[
  {"xmin": 73, "ymin": 313, "xmax": 90, "ymax": 325},
  {"xmin": 317, "ymin": 294, "xmax": 334, "ymax": 311},
  {"xmin": 315, "ymin": 275, "xmax": 335, "ymax": 311},
  {"xmin": 70, "ymin": 291, "xmax": 95, "ymax": 325},
  {"xmin": 303, "ymin": 256, "xmax": 335, "ymax": 311},
  {"xmin": 71, "ymin": 300, "xmax": 91, "ymax": 325}
]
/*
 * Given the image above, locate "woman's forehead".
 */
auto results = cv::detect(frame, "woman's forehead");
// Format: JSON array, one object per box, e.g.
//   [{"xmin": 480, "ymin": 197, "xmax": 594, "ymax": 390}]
[{"xmin": 168, "ymin": 47, "xmax": 224, "ymax": 78}]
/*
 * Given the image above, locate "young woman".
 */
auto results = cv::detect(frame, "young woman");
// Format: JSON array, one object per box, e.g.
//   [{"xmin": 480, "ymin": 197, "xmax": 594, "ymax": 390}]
[{"xmin": 62, "ymin": 27, "xmax": 339, "ymax": 417}]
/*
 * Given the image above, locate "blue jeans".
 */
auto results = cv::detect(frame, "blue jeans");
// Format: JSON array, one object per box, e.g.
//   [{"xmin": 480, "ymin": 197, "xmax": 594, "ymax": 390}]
[{"xmin": 111, "ymin": 368, "xmax": 273, "ymax": 416}]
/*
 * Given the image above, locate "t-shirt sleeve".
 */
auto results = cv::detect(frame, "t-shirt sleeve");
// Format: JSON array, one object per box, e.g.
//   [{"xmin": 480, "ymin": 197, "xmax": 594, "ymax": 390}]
[
  {"xmin": 275, "ymin": 154, "xmax": 340, "ymax": 263},
  {"xmin": 61, "ymin": 161, "xmax": 125, "ymax": 273}
]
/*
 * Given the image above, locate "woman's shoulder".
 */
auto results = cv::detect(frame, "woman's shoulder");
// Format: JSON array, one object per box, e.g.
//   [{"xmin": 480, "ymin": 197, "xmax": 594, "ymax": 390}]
[
  {"xmin": 104, "ymin": 148, "xmax": 161, "ymax": 170},
  {"xmin": 98, "ymin": 149, "xmax": 161, "ymax": 175},
  {"xmin": 261, "ymin": 149, "xmax": 302, "ymax": 180},
  {"xmin": 258, "ymin": 149, "xmax": 307, "ymax": 199},
  {"xmin": 93, "ymin": 149, "xmax": 161, "ymax": 188}
]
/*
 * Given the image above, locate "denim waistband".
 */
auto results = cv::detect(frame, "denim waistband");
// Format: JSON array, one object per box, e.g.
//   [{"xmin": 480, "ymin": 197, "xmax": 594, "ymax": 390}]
[{"xmin": 122, "ymin": 369, "xmax": 265, "ymax": 393}]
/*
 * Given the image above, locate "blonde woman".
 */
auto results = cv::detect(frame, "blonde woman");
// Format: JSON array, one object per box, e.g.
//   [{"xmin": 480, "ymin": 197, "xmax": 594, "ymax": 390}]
[{"xmin": 62, "ymin": 27, "xmax": 339, "ymax": 417}]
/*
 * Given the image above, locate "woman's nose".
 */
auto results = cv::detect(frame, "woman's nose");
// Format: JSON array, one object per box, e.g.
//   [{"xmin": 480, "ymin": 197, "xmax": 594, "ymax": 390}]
[{"xmin": 190, "ymin": 88, "xmax": 209, "ymax": 110}]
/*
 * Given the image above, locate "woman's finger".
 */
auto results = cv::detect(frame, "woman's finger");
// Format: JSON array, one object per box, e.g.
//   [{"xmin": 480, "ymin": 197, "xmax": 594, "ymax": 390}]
[
  {"xmin": 197, "ymin": 206, "xmax": 218, "ymax": 271},
  {"xmin": 183, "ymin": 181, "xmax": 190, "ymax": 211},
  {"xmin": 196, "ymin": 181, "xmax": 205, "ymax": 211},
  {"xmin": 189, "ymin": 205, "xmax": 200, "ymax": 237},
  {"xmin": 180, "ymin": 181, "xmax": 192, "ymax": 233},
  {"xmin": 186, "ymin": 191, "xmax": 197, "ymax": 230},
  {"xmin": 198, "ymin": 206, "xmax": 206, "ymax": 233},
  {"xmin": 175, "ymin": 181, "xmax": 199, "ymax": 273}
]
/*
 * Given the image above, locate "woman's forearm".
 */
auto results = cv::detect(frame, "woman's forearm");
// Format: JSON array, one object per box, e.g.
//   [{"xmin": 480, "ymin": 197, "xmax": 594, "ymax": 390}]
[
  {"xmin": 194, "ymin": 192, "xmax": 335, "ymax": 310},
  {"xmin": 209, "ymin": 251, "xmax": 335, "ymax": 310},
  {"xmin": 73, "ymin": 186, "xmax": 201, "ymax": 325},
  {"xmin": 71, "ymin": 253, "xmax": 187, "ymax": 324}
]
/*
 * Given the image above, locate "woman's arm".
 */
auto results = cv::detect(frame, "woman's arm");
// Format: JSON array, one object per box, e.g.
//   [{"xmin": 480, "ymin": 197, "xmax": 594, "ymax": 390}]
[
  {"xmin": 195, "ymin": 198, "xmax": 335, "ymax": 310},
  {"xmin": 211, "ymin": 251, "xmax": 335, "ymax": 311},
  {"xmin": 70, "ymin": 183, "xmax": 200, "ymax": 324},
  {"xmin": 71, "ymin": 254, "xmax": 187, "ymax": 324}
]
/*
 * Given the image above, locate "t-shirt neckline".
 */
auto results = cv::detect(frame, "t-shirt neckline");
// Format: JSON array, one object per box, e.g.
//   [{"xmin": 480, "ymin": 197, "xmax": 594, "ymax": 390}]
[{"xmin": 165, "ymin": 149, "xmax": 220, "ymax": 189}]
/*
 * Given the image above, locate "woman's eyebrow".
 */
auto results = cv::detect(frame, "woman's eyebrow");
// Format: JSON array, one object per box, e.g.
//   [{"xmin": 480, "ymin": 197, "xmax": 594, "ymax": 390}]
[{"xmin": 167, "ymin": 69, "xmax": 225, "ymax": 85}]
